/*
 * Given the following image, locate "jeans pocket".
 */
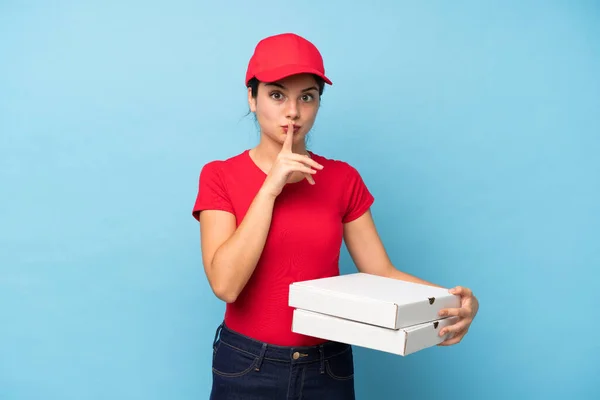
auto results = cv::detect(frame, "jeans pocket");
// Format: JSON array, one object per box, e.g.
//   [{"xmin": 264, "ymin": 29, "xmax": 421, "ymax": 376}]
[
  {"xmin": 325, "ymin": 346, "xmax": 354, "ymax": 381},
  {"xmin": 212, "ymin": 341, "xmax": 258, "ymax": 378}
]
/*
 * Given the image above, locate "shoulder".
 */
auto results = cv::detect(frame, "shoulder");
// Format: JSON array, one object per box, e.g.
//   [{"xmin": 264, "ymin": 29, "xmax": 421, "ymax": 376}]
[{"xmin": 199, "ymin": 150, "xmax": 248, "ymax": 178}]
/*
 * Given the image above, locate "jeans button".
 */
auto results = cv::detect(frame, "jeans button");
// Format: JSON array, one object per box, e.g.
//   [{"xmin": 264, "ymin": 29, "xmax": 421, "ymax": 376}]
[{"xmin": 292, "ymin": 352, "xmax": 300, "ymax": 360}]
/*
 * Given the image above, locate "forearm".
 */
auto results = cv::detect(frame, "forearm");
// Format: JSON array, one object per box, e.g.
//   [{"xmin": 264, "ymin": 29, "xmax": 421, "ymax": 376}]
[
  {"xmin": 209, "ymin": 188, "xmax": 276, "ymax": 302},
  {"xmin": 384, "ymin": 266, "xmax": 445, "ymax": 288}
]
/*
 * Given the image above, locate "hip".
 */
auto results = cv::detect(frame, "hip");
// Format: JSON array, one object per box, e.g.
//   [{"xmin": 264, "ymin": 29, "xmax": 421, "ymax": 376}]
[{"xmin": 210, "ymin": 322, "xmax": 356, "ymax": 400}]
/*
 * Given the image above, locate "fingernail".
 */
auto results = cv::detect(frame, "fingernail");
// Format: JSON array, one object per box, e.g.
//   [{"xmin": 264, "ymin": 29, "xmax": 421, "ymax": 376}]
[{"xmin": 439, "ymin": 311, "xmax": 446, "ymax": 316}]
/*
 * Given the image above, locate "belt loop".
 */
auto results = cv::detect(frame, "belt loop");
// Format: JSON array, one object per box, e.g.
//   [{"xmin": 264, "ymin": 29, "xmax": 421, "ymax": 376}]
[
  {"xmin": 213, "ymin": 322, "xmax": 223, "ymax": 350},
  {"xmin": 255, "ymin": 343, "xmax": 268, "ymax": 372},
  {"xmin": 319, "ymin": 344, "xmax": 325, "ymax": 374}
]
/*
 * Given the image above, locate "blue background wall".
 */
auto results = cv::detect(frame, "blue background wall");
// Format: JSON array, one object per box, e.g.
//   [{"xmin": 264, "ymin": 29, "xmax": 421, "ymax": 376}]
[{"xmin": 1, "ymin": 1, "xmax": 598, "ymax": 399}]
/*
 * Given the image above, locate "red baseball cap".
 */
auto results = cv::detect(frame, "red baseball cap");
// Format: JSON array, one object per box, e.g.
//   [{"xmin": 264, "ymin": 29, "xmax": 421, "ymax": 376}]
[{"xmin": 245, "ymin": 33, "xmax": 332, "ymax": 86}]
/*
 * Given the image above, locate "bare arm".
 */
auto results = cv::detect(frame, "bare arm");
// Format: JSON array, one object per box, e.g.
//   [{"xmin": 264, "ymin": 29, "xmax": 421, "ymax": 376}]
[
  {"xmin": 344, "ymin": 209, "xmax": 480, "ymax": 346},
  {"xmin": 200, "ymin": 188, "xmax": 276, "ymax": 303},
  {"xmin": 343, "ymin": 209, "xmax": 444, "ymax": 288},
  {"xmin": 199, "ymin": 122, "xmax": 324, "ymax": 303}
]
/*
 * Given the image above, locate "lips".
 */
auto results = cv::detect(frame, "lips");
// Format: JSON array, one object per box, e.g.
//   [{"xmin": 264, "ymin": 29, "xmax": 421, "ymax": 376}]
[{"xmin": 282, "ymin": 125, "xmax": 301, "ymax": 133}]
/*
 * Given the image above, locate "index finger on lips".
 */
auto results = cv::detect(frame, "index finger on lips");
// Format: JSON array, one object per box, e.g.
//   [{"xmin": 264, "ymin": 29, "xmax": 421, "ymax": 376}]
[{"xmin": 282, "ymin": 121, "xmax": 294, "ymax": 153}]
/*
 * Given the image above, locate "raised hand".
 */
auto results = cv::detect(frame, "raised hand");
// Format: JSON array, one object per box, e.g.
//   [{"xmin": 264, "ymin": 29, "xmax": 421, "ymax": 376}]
[{"xmin": 260, "ymin": 121, "xmax": 324, "ymax": 197}]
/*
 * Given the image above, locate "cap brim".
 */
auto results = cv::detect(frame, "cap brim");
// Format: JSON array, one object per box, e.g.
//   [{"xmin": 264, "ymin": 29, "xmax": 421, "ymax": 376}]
[{"xmin": 254, "ymin": 64, "xmax": 332, "ymax": 85}]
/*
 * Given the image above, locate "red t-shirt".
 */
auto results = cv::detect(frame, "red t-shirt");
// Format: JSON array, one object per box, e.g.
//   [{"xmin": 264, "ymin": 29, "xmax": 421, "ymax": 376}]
[{"xmin": 192, "ymin": 149, "xmax": 374, "ymax": 346}]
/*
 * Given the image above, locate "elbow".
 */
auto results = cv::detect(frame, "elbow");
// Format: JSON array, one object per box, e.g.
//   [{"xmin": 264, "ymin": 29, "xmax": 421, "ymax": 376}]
[
  {"xmin": 214, "ymin": 286, "xmax": 239, "ymax": 303},
  {"xmin": 210, "ymin": 279, "xmax": 240, "ymax": 304},
  {"xmin": 205, "ymin": 259, "xmax": 241, "ymax": 303}
]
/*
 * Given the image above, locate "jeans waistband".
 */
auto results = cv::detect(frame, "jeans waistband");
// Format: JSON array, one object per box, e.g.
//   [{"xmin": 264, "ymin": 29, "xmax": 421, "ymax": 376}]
[{"xmin": 213, "ymin": 322, "xmax": 350, "ymax": 365}]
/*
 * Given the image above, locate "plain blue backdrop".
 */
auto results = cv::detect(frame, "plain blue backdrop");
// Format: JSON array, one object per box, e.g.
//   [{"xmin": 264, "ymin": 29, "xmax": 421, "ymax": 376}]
[{"xmin": 1, "ymin": 1, "xmax": 598, "ymax": 399}]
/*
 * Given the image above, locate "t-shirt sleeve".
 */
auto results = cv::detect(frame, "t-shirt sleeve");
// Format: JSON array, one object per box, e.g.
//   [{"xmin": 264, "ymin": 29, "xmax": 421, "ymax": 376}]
[
  {"xmin": 342, "ymin": 165, "xmax": 375, "ymax": 223},
  {"xmin": 192, "ymin": 161, "xmax": 234, "ymax": 221}
]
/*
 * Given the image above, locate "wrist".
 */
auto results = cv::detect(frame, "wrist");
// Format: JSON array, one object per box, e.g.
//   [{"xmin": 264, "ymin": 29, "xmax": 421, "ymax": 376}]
[{"xmin": 257, "ymin": 186, "xmax": 278, "ymax": 201}]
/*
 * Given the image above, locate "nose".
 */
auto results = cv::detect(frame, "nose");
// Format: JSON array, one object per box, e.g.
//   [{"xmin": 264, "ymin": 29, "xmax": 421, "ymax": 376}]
[{"xmin": 285, "ymin": 98, "xmax": 300, "ymax": 120}]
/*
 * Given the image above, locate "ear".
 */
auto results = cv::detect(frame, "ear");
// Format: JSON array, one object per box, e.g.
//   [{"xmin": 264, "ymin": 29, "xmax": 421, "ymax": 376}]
[{"xmin": 248, "ymin": 87, "xmax": 257, "ymax": 113}]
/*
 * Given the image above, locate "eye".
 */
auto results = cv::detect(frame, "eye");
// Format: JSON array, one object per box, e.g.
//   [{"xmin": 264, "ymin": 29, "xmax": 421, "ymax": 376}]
[
  {"xmin": 270, "ymin": 91, "xmax": 284, "ymax": 101},
  {"xmin": 301, "ymin": 93, "xmax": 315, "ymax": 102}
]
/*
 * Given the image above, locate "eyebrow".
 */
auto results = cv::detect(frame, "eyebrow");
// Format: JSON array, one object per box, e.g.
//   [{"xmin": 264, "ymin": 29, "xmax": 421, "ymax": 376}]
[{"xmin": 265, "ymin": 82, "xmax": 319, "ymax": 92}]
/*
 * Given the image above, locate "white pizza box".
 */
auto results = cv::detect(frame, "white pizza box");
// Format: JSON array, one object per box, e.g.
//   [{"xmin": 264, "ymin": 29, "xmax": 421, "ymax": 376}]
[
  {"xmin": 289, "ymin": 273, "xmax": 460, "ymax": 330},
  {"xmin": 292, "ymin": 308, "xmax": 459, "ymax": 356}
]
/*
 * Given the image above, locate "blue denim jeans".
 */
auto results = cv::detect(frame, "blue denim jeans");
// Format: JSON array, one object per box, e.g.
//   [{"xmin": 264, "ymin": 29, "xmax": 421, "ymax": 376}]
[{"xmin": 210, "ymin": 322, "xmax": 356, "ymax": 400}]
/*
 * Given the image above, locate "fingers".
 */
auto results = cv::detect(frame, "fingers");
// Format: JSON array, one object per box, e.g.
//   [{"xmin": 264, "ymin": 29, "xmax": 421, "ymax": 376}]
[
  {"xmin": 438, "ymin": 307, "xmax": 470, "ymax": 318},
  {"xmin": 439, "ymin": 319, "xmax": 470, "ymax": 337},
  {"xmin": 437, "ymin": 330, "xmax": 467, "ymax": 346},
  {"xmin": 303, "ymin": 173, "xmax": 315, "ymax": 185},
  {"xmin": 282, "ymin": 121, "xmax": 294, "ymax": 153},
  {"xmin": 437, "ymin": 286, "xmax": 476, "ymax": 348},
  {"xmin": 285, "ymin": 153, "xmax": 324, "ymax": 170},
  {"xmin": 287, "ymin": 155, "xmax": 319, "ymax": 185},
  {"xmin": 279, "ymin": 120, "xmax": 321, "ymax": 186},
  {"xmin": 285, "ymin": 160, "xmax": 319, "ymax": 176},
  {"xmin": 290, "ymin": 155, "xmax": 321, "ymax": 185},
  {"xmin": 286, "ymin": 161, "xmax": 317, "ymax": 185},
  {"xmin": 449, "ymin": 286, "xmax": 473, "ymax": 298}
]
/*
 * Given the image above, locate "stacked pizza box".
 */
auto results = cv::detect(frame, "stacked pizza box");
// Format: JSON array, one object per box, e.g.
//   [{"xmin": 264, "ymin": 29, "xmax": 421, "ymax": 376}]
[{"xmin": 289, "ymin": 273, "xmax": 460, "ymax": 356}]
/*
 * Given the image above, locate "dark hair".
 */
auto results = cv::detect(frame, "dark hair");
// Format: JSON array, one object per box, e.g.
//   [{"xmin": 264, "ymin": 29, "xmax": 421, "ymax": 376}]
[{"xmin": 247, "ymin": 75, "xmax": 326, "ymax": 98}]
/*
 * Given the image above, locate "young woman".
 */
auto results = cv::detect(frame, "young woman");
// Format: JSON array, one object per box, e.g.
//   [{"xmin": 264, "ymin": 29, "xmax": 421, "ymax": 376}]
[{"xmin": 192, "ymin": 33, "xmax": 479, "ymax": 400}]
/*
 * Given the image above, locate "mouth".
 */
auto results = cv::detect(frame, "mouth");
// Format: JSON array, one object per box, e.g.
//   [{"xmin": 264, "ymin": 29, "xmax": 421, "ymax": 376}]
[{"xmin": 282, "ymin": 125, "xmax": 301, "ymax": 133}]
